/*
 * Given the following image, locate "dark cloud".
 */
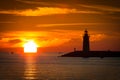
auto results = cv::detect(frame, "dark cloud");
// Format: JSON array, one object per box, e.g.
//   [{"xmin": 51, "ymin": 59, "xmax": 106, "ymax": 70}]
[
  {"xmin": 16, "ymin": 0, "xmax": 120, "ymax": 7},
  {"xmin": 0, "ymin": 0, "xmax": 120, "ymax": 10},
  {"xmin": 0, "ymin": 0, "xmax": 38, "ymax": 10},
  {"xmin": 8, "ymin": 39, "xmax": 22, "ymax": 44}
]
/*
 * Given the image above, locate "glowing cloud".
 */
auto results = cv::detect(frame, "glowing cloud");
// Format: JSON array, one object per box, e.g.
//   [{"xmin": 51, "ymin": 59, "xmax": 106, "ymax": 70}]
[
  {"xmin": 0, "ymin": 7, "xmax": 76, "ymax": 16},
  {"xmin": 0, "ymin": 7, "xmax": 101, "ymax": 16},
  {"xmin": 90, "ymin": 34, "xmax": 106, "ymax": 42}
]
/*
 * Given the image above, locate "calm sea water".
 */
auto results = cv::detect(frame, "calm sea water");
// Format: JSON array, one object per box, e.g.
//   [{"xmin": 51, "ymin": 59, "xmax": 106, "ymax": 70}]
[{"xmin": 0, "ymin": 53, "xmax": 120, "ymax": 80}]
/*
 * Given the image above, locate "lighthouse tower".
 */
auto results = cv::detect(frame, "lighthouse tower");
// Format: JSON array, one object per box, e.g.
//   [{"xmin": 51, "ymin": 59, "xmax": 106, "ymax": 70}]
[{"xmin": 83, "ymin": 30, "xmax": 90, "ymax": 52}]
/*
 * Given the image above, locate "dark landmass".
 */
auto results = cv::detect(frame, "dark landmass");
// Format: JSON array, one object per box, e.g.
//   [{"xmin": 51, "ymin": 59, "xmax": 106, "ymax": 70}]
[{"xmin": 61, "ymin": 51, "xmax": 120, "ymax": 58}]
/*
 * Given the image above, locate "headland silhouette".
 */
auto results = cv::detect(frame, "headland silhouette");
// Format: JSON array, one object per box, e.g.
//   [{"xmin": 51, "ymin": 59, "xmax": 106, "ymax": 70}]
[{"xmin": 61, "ymin": 30, "xmax": 120, "ymax": 58}]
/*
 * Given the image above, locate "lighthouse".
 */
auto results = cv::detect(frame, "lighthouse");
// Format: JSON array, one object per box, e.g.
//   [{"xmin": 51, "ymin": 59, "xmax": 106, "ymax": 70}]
[{"xmin": 83, "ymin": 30, "xmax": 90, "ymax": 52}]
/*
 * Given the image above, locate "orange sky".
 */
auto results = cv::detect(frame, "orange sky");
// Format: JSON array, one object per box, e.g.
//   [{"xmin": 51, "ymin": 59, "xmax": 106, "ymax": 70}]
[{"xmin": 0, "ymin": 0, "xmax": 120, "ymax": 52}]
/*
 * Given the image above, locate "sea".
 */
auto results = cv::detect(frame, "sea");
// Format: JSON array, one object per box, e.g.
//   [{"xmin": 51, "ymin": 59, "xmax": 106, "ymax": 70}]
[{"xmin": 0, "ymin": 52, "xmax": 120, "ymax": 80}]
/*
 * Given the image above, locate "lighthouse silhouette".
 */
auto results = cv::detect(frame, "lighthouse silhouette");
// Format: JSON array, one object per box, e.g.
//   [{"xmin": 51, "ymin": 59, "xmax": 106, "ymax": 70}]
[{"xmin": 83, "ymin": 30, "xmax": 90, "ymax": 52}]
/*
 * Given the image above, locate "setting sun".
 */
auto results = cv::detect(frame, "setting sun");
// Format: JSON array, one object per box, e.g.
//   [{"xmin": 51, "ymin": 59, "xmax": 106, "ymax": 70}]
[{"xmin": 24, "ymin": 40, "xmax": 38, "ymax": 53}]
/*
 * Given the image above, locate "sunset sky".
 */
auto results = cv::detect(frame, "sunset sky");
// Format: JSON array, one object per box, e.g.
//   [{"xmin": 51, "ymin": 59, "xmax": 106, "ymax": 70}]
[{"xmin": 0, "ymin": 0, "xmax": 120, "ymax": 53}]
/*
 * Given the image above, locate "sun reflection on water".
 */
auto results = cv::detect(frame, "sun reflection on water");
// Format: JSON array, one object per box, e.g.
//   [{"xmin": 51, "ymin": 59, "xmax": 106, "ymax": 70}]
[{"xmin": 24, "ymin": 56, "xmax": 37, "ymax": 80}]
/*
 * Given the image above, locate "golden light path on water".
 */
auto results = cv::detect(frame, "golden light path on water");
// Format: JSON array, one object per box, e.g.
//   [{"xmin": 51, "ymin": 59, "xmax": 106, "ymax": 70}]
[{"xmin": 24, "ymin": 56, "xmax": 37, "ymax": 79}]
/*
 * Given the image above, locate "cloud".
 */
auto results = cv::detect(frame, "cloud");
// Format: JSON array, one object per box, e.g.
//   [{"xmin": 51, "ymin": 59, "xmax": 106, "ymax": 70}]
[
  {"xmin": 16, "ymin": 0, "xmax": 55, "ymax": 6},
  {"xmin": 1, "ymin": 0, "xmax": 120, "ymax": 16},
  {"xmin": 0, "ymin": 7, "xmax": 102, "ymax": 16},
  {"xmin": 37, "ymin": 38, "xmax": 70, "ymax": 47},
  {"xmin": 16, "ymin": 0, "xmax": 120, "ymax": 14},
  {"xmin": 36, "ymin": 23, "xmax": 120, "ymax": 31},
  {"xmin": 0, "ymin": 0, "xmax": 120, "ymax": 15},
  {"xmin": 0, "ymin": 38, "xmax": 22, "ymax": 48},
  {"xmin": 8, "ymin": 39, "xmax": 22, "ymax": 44},
  {"xmin": 1, "ymin": 4, "xmax": 120, "ymax": 17},
  {"xmin": 79, "ymin": 4, "xmax": 120, "ymax": 13},
  {"xmin": 36, "ymin": 23, "xmax": 97, "ymax": 31},
  {"xmin": 37, "ymin": 23, "xmax": 110, "ymax": 27},
  {"xmin": 90, "ymin": 34, "xmax": 106, "ymax": 42}
]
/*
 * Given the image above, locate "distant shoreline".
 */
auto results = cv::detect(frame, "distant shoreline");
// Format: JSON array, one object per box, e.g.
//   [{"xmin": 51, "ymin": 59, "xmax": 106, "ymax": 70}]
[{"xmin": 61, "ymin": 51, "xmax": 120, "ymax": 58}]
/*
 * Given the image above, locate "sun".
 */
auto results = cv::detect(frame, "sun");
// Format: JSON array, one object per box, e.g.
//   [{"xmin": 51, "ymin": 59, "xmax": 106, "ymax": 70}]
[{"xmin": 24, "ymin": 40, "xmax": 38, "ymax": 53}]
